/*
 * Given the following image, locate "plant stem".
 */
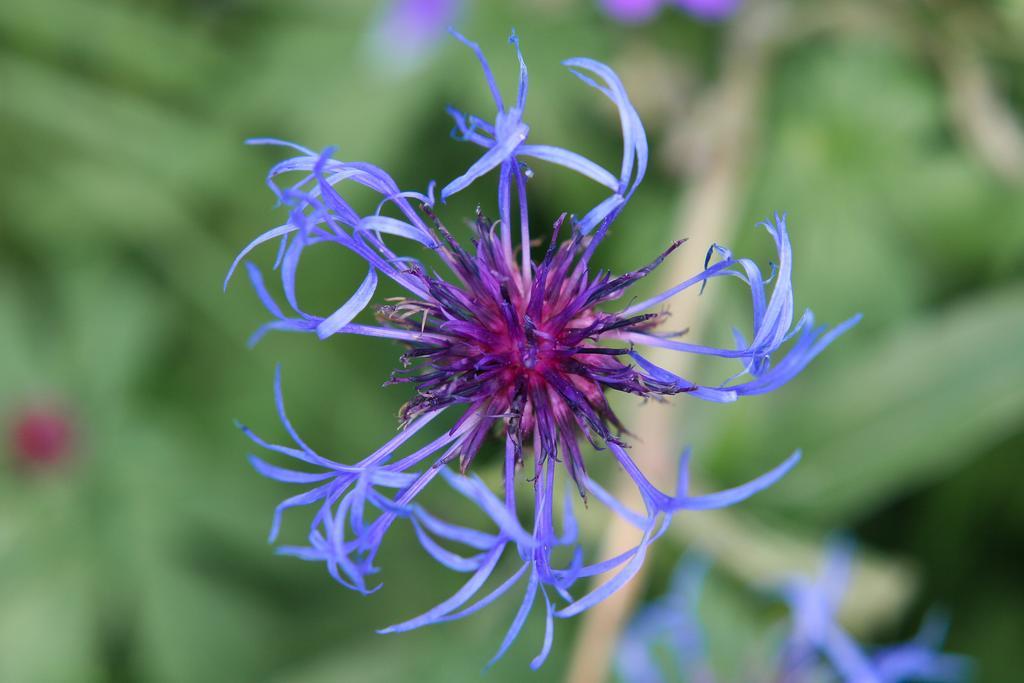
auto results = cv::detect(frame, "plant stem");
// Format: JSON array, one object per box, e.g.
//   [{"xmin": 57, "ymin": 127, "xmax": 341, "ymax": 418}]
[{"xmin": 564, "ymin": 4, "xmax": 784, "ymax": 681}]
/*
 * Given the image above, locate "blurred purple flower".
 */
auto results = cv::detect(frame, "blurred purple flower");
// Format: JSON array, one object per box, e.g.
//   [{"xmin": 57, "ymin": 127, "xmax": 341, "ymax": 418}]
[
  {"xmin": 601, "ymin": 0, "xmax": 741, "ymax": 23},
  {"xmin": 367, "ymin": 0, "xmax": 461, "ymax": 73},
  {"xmin": 618, "ymin": 547, "xmax": 970, "ymax": 682},
  {"xmin": 8, "ymin": 403, "xmax": 76, "ymax": 470},
  {"xmin": 780, "ymin": 542, "xmax": 972, "ymax": 683},
  {"xmin": 228, "ymin": 31, "xmax": 855, "ymax": 667},
  {"xmin": 617, "ymin": 558, "xmax": 715, "ymax": 683}
]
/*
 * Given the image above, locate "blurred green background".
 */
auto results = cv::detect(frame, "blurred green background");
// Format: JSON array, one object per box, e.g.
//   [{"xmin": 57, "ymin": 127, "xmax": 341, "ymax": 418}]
[{"xmin": 1, "ymin": 0, "xmax": 1022, "ymax": 680}]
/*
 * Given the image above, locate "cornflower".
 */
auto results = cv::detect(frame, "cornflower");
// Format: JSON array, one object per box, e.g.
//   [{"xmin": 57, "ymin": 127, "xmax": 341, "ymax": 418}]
[
  {"xmin": 366, "ymin": 0, "xmax": 461, "ymax": 74},
  {"xmin": 227, "ymin": 30, "xmax": 857, "ymax": 667},
  {"xmin": 779, "ymin": 543, "xmax": 970, "ymax": 683},
  {"xmin": 617, "ymin": 548, "xmax": 971, "ymax": 683}
]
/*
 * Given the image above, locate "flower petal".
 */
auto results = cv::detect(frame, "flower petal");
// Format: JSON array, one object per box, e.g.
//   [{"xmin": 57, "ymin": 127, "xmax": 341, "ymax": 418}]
[{"xmin": 315, "ymin": 267, "xmax": 378, "ymax": 340}]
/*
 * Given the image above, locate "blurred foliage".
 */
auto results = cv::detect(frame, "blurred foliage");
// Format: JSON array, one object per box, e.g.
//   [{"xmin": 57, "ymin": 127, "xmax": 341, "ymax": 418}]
[{"xmin": 1, "ymin": 0, "xmax": 1022, "ymax": 681}]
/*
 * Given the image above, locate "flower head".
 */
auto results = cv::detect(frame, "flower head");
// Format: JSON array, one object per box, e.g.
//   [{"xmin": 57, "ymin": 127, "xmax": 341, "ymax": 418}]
[
  {"xmin": 617, "ymin": 548, "xmax": 971, "ymax": 683},
  {"xmin": 228, "ymin": 31, "xmax": 856, "ymax": 667},
  {"xmin": 7, "ymin": 403, "xmax": 76, "ymax": 470},
  {"xmin": 366, "ymin": 0, "xmax": 461, "ymax": 74},
  {"xmin": 779, "ymin": 542, "xmax": 972, "ymax": 683},
  {"xmin": 617, "ymin": 558, "xmax": 715, "ymax": 683}
]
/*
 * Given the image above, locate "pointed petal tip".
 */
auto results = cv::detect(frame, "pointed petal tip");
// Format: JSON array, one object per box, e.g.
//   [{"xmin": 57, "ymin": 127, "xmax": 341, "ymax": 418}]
[
  {"xmin": 224, "ymin": 259, "xmax": 254, "ymax": 292},
  {"xmin": 447, "ymin": 26, "xmax": 473, "ymax": 47},
  {"xmin": 245, "ymin": 331, "xmax": 265, "ymax": 350},
  {"xmin": 786, "ymin": 449, "xmax": 803, "ymax": 468}
]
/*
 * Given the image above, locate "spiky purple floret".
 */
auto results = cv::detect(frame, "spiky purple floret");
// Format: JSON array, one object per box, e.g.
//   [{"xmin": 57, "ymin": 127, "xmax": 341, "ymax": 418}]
[
  {"xmin": 229, "ymin": 32, "xmax": 855, "ymax": 667},
  {"xmin": 617, "ymin": 547, "xmax": 970, "ymax": 683}
]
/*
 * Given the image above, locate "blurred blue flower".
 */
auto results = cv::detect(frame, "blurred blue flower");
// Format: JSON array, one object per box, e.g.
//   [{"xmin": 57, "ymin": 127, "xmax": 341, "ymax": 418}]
[
  {"xmin": 228, "ymin": 31, "xmax": 856, "ymax": 667},
  {"xmin": 601, "ymin": 0, "xmax": 741, "ymax": 23},
  {"xmin": 618, "ymin": 547, "xmax": 971, "ymax": 683},
  {"xmin": 779, "ymin": 542, "xmax": 971, "ymax": 683},
  {"xmin": 366, "ymin": 0, "xmax": 461, "ymax": 74},
  {"xmin": 617, "ymin": 558, "xmax": 715, "ymax": 683}
]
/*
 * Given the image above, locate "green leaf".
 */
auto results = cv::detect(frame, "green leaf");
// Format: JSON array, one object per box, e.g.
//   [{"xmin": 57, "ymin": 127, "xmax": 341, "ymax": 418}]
[
  {"xmin": 756, "ymin": 282, "xmax": 1024, "ymax": 525},
  {"xmin": 0, "ymin": 559, "xmax": 101, "ymax": 683},
  {"xmin": 59, "ymin": 264, "xmax": 173, "ymax": 400},
  {"xmin": 0, "ymin": 0, "xmax": 220, "ymax": 95}
]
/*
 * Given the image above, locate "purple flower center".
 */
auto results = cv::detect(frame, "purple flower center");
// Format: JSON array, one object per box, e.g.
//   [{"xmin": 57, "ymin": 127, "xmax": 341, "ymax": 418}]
[{"xmin": 384, "ymin": 211, "xmax": 687, "ymax": 487}]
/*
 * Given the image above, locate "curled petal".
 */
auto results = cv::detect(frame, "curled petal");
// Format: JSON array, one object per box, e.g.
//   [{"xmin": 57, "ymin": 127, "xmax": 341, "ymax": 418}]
[
  {"xmin": 247, "ymin": 455, "xmax": 335, "ymax": 485},
  {"xmin": 316, "ymin": 267, "xmax": 378, "ymax": 339},
  {"xmin": 437, "ymin": 562, "xmax": 531, "ymax": 625},
  {"xmin": 556, "ymin": 517, "xmax": 669, "ymax": 618},
  {"xmin": 439, "ymin": 468, "xmax": 536, "ymax": 549},
  {"xmin": 448, "ymin": 28, "xmax": 505, "ymax": 112},
  {"xmin": 488, "ymin": 569, "xmax": 539, "ymax": 667},
  {"xmin": 410, "ymin": 518, "xmax": 489, "ymax": 573},
  {"xmin": 378, "ymin": 545, "xmax": 506, "ymax": 633},
  {"xmin": 673, "ymin": 450, "xmax": 802, "ymax": 510},
  {"xmin": 440, "ymin": 120, "xmax": 529, "ymax": 201},
  {"xmin": 358, "ymin": 215, "xmax": 438, "ymax": 248},
  {"xmin": 224, "ymin": 224, "xmax": 296, "ymax": 291},
  {"xmin": 518, "ymin": 144, "xmax": 619, "ymax": 190},
  {"xmin": 245, "ymin": 137, "xmax": 316, "ymax": 155},
  {"xmin": 446, "ymin": 106, "xmax": 495, "ymax": 146},
  {"xmin": 562, "ymin": 57, "xmax": 647, "ymax": 234},
  {"xmin": 530, "ymin": 589, "xmax": 555, "ymax": 670}
]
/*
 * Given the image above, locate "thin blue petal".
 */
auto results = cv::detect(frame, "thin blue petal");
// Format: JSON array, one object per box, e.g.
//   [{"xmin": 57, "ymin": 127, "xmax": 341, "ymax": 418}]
[
  {"xmin": 674, "ymin": 451, "xmax": 801, "ymax": 510},
  {"xmin": 359, "ymin": 215, "xmax": 438, "ymax": 248},
  {"xmin": 378, "ymin": 545, "xmax": 505, "ymax": 633},
  {"xmin": 518, "ymin": 144, "xmax": 619, "ymax": 190},
  {"xmin": 441, "ymin": 122, "xmax": 529, "ymax": 200},
  {"xmin": 248, "ymin": 455, "xmax": 335, "ymax": 485},
  {"xmin": 315, "ymin": 267, "xmax": 378, "ymax": 339},
  {"xmin": 487, "ymin": 569, "xmax": 539, "ymax": 667}
]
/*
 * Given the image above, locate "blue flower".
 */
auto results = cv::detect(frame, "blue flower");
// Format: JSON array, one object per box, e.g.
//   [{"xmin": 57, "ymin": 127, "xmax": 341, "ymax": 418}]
[
  {"xmin": 228, "ymin": 32, "xmax": 856, "ymax": 667},
  {"xmin": 780, "ymin": 542, "xmax": 971, "ymax": 683},
  {"xmin": 366, "ymin": 0, "xmax": 462, "ymax": 75},
  {"xmin": 616, "ymin": 558, "xmax": 715, "ymax": 683},
  {"xmin": 443, "ymin": 29, "xmax": 646, "ymax": 238},
  {"xmin": 617, "ymin": 547, "xmax": 971, "ymax": 683}
]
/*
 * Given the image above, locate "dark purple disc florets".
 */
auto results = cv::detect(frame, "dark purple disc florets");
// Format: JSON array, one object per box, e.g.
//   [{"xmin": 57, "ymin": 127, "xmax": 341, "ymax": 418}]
[{"xmin": 383, "ymin": 210, "xmax": 688, "ymax": 488}]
